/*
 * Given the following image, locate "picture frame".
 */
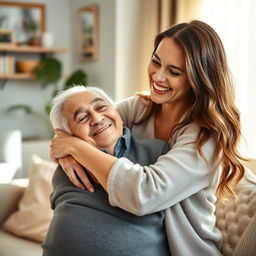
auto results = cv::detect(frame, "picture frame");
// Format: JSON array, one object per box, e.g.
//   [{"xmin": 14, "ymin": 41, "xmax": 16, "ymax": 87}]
[
  {"xmin": 0, "ymin": 1, "xmax": 45, "ymax": 45},
  {"xmin": 0, "ymin": 29, "xmax": 15, "ymax": 46},
  {"xmin": 78, "ymin": 5, "xmax": 99, "ymax": 61}
]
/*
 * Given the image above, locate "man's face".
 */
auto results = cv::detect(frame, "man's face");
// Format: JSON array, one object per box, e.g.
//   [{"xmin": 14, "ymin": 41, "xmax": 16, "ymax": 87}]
[{"xmin": 63, "ymin": 91, "xmax": 123, "ymax": 154}]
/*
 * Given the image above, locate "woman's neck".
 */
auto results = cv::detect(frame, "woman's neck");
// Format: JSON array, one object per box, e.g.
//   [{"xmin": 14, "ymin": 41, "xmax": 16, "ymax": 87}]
[{"xmin": 154, "ymin": 102, "xmax": 189, "ymax": 141}]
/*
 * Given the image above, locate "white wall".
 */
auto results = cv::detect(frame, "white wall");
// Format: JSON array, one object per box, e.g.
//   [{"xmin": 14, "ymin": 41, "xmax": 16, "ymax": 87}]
[
  {"xmin": 115, "ymin": 0, "xmax": 144, "ymax": 100},
  {"xmin": 70, "ymin": 0, "xmax": 116, "ymax": 98}
]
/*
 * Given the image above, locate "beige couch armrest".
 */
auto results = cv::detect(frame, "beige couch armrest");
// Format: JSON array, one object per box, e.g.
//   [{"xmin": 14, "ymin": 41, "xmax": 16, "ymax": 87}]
[
  {"xmin": 0, "ymin": 183, "xmax": 25, "ymax": 226},
  {"xmin": 233, "ymin": 212, "xmax": 256, "ymax": 256}
]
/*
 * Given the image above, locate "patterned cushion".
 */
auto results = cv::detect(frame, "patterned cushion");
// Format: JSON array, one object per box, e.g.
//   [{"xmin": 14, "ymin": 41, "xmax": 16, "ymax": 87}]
[{"xmin": 215, "ymin": 168, "xmax": 256, "ymax": 256}]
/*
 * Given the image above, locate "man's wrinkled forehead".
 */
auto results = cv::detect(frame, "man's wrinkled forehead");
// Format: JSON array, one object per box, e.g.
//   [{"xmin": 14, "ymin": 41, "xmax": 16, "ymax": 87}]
[
  {"xmin": 73, "ymin": 97, "xmax": 106, "ymax": 120},
  {"xmin": 64, "ymin": 91, "xmax": 103, "ymax": 110}
]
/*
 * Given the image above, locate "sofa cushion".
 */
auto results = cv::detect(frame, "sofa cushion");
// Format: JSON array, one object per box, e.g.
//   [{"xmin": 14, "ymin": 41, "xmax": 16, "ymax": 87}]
[
  {"xmin": 215, "ymin": 168, "xmax": 256, "ymax": 256},
  {"xmin": 3, "ymin": 155, "xmax": 57, "ymax": 242},
  {"xmin": 0, "ymin": 230, "xmax": 42, "ymax": 256}
]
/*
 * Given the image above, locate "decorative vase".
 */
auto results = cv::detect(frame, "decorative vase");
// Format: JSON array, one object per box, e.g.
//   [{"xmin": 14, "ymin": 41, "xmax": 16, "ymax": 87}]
[{"xmin": 42, "ymin": 32, "xmax": 54, "ymax": 48}]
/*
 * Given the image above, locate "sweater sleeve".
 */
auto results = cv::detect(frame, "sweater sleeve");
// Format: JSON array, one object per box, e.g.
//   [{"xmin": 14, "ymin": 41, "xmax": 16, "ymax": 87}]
[{"xmin": 107, "ymin": 123, "xmax": 218, "ymax": 216}]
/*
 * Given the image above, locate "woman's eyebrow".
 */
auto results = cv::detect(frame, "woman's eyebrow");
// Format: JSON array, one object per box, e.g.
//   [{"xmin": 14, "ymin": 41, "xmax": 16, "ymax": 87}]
[{"xmin": 153, "ymin": 53, "xmax": 185, "ymax": 73}]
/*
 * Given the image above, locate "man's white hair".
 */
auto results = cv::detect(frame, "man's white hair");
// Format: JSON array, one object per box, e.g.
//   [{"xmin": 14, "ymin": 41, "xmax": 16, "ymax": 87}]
[{"xmin": 49, "ymin": 85, "xmax": 116, "ymax": 134}]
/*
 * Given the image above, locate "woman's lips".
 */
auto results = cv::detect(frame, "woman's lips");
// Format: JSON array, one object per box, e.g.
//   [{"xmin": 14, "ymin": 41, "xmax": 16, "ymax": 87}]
[{"xmin": 153, "ymin": 82, "xmax": 171, "ymax": 94}]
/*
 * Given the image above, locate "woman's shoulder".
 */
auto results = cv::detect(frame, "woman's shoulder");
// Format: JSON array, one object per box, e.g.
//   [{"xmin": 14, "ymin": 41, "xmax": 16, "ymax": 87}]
[
  {"xmin": 116, "ymin": 95, "xmax": 147, "ymax": 110},
  {"xmin": 172, "ymin": 122, "xmax": 217, "ymax": 161},
  {"xmin": 116, "ymin": 96, "xmax": 148, "ymax": 127}
]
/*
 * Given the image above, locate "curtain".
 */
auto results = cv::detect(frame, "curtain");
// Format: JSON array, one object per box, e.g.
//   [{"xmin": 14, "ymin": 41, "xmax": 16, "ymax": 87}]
[
  {"xmin": 175, "ymin": 0, "xmax": 256, "ymax": 158},
  {"xmin": 137, "ymin": 0, "xmax": 176, "ymax": 92},
  {"xmin": 115, "ymin": 0, "xmax": 176, "ymax": 99}
]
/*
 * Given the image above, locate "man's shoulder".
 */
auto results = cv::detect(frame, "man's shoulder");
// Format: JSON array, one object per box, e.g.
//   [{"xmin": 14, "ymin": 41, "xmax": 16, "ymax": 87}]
[
  {"xmin": 131, "ymin": 136, "xmax": 170, "ymax": 152},
  {"xmin": 124, "ymin": 134, "xmax": 170, "ymax": 165}
]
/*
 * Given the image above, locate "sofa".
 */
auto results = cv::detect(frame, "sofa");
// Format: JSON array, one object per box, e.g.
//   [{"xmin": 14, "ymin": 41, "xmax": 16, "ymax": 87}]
[
  {"xmin": 0, "ymin": 130, "xmax": 22, "ymax": 182},
  {"xmin": 0, "ymin": 158, "xmax": 255, "ymax": 256}
]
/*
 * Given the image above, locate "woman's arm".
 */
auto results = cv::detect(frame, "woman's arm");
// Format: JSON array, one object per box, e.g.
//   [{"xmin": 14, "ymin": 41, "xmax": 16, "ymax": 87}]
[
  {"xmin": 50, "ymin": 131, "xmax": 118, "ymax": 191},
  {"xmin": 51, "ymin": 124, "xmax": 219, "ymax": 216},
  {"xmin": 107, "ymin": 124, "xmax": 219, "ymax": 215},
  {"xmin": 50, "ymin": 133, "xmax": 97, "ymax": 192}
]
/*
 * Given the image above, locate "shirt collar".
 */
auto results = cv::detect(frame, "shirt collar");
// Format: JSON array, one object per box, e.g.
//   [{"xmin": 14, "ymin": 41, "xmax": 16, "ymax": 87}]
[{"xmin": 113, "ymin": 127, "xmax": 131, "ymax": 157}]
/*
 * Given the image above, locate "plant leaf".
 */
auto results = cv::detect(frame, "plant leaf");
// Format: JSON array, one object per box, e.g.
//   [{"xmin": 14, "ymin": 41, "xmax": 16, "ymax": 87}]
[
  {"xmin": 34, "ymin": 57, "xmax": 62, "ymax": 85},
  {"xmin": 6, "ymin": 104, "xmax": 34, "ymax": 114},
  {"xmin": 64, "ymin": 69, "xmax": 87, "ymax": 89}
]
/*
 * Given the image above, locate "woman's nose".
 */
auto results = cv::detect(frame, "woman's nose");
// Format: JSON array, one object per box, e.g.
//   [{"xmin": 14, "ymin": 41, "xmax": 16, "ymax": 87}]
[{"xmin": 155, "ymin": 68, "xmax": 167, "ymax": 82}]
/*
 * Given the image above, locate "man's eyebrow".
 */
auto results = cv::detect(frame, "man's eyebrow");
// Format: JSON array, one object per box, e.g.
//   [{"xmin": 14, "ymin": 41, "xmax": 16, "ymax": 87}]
[
  {"xmin": 89, "ymin": 97, "xmax": 105, "ymax": 104},
  {"xmin": 153, "ymin": 53, "xmax": 185, "ymax": 73},
  {"xmin": 73, "ymin": 97, "xmax": 106, "ymax": 121},
  {"xmin": 73, "ymin": 107, "xmax": 86, "ymax": 121}
]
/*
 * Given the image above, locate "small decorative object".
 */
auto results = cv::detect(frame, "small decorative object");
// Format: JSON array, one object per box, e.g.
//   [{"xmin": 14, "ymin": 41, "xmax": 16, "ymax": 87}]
[
  {"xmin": 0, "ymin": 29, "xmax": 15, "ymax": 46},
  {"xmin": 16, "ymin": 60, "xmax": 39, "ymax": 74},
  {"xmin": 42, "ymin": 32, "xmax": 53, "ymax": 48},
  {"xmin": 0, "ymin": 2, "xmax": 45, "ymax": 45},
  {"xmin": 78, "ymin": 5, "xmax": 99, "ymax": 61},
  {"xmin": 27, "ymin": 35, "xmax": 41, "ymax": 46}
]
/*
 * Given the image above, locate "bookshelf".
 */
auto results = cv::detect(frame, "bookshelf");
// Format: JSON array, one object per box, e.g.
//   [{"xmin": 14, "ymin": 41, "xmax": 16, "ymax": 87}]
[{"xmin": 0, "ymin": 45, "xmax": 68, "ymax": 86}]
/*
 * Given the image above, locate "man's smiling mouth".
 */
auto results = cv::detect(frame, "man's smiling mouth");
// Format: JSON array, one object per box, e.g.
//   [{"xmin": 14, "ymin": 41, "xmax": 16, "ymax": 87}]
[{"xmin": 93, "ymin": 124, "xmax": 112, "ymax": 136}]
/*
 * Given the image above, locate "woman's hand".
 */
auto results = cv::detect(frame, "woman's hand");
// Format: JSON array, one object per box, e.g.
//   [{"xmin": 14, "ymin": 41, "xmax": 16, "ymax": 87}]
[
  {"xmin": 50, "ymin": 129, "xmax": 96, "ymax": 192},
  {"xmin": 58, "ymin": 156, "xmax": 95, "ymax": 192},
  {"xmin": 50, "ymin": 130, "xmax": 77, "ymax": 159}
]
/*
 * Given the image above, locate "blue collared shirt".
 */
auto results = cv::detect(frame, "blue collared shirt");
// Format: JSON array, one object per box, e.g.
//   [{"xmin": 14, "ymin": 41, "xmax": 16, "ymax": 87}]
[{"xmin": 113, "ymin": 127, "xmax": 130, "ymax": 157}]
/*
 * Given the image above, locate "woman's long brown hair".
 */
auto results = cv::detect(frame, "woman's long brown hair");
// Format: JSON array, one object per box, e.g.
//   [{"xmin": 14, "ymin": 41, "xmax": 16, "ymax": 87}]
[{"xmin": 137, "ymin": 20, "xmax": 245, "ymax": 198}]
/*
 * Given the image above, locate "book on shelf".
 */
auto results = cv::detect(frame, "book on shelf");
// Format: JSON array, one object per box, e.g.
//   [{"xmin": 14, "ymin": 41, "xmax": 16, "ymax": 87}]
[{"xmin": 0, "ymin": 55, "xmax": 15, "ymax": 75}]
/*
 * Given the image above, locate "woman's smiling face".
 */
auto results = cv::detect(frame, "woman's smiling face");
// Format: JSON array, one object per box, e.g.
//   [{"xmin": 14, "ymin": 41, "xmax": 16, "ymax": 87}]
[{"xmin": 147, "ymin": 37, "xmax": 191, "ymax": 106}]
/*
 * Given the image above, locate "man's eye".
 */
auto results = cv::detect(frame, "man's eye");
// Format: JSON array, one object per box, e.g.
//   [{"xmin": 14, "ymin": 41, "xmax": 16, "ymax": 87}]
[
  {"xmin": 78, "ymin": 116, "xmax": 88, "ymax": 123},
  {"xmin": 97, "ymin": 105, "xmax": 107, "ymax": 111}
]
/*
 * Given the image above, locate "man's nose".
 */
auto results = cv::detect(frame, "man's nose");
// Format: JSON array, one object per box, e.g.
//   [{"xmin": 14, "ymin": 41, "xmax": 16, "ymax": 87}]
[
  {"xmin": 155, "ymin": 68, "xmax": 167, "ymax": 82},
  {"xmin": 90, "ymin": 112, "xmax": 103, "ymax": 126}
]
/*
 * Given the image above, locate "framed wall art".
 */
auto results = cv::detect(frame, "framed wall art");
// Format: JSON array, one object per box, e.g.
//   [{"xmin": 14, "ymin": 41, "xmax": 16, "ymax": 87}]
[
  {"xmin": 0, "ymin": 29, "xmax": 15, "ymax": 46},
  {"xmin": 78, "ymin": 5, "xmax": 99, "ymax": 61},
  {"xmin": 0, "ymin": 1, "xmax": 45, "ymax": 45}
]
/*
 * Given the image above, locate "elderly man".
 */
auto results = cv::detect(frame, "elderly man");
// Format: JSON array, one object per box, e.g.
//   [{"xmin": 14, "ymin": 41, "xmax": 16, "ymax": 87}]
[{"xmin": 42, "ymin": 86, "xmax": 170, "ymax": 256}]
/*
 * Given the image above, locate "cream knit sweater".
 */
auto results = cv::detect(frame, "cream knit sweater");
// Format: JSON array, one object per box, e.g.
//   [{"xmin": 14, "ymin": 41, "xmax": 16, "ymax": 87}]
[{"xmin": 107, "ymin": 96, "xmax": 223, "ymax": 256}]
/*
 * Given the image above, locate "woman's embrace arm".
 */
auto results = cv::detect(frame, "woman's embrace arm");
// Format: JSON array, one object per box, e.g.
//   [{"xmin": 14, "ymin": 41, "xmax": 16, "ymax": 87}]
[{"xmin": 51, "ymin": 130, "xmax": 117, "ymax": 191}]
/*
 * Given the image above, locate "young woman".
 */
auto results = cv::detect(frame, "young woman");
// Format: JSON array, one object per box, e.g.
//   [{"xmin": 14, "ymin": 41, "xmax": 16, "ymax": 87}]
[{"xmin": 50, "ymin": 20, "xmax": 245, "ymax": 255}]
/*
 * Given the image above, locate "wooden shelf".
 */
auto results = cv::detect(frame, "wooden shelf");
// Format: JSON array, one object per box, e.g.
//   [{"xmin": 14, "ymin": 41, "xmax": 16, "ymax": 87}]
[
  {"xmin": 0, "ymin": 45, "xmax": 69, "ymax": 88},
  {"xmin": 0, "ymin": 73, "xmax": 35, "ymax": 80},
  {"xmin": 0, "ymin": 45, "xmax": 68, "ymax": 54}
]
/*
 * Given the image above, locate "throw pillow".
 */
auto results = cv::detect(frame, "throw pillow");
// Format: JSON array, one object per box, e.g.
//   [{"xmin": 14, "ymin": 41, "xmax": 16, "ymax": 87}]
[{"xmin": 3, "ymin": 154, "xmax": 57, "ymax": 242}]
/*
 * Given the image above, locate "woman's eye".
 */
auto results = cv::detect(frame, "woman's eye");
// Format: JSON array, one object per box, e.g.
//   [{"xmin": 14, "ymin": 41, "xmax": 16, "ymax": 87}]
[
  {"xmin": 152, "ymin": 59, "xmax": 160, "ymax": 66},
  {"xmin": 169, "ymin": 70, "xmax": 181, "ymax": 76}
]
